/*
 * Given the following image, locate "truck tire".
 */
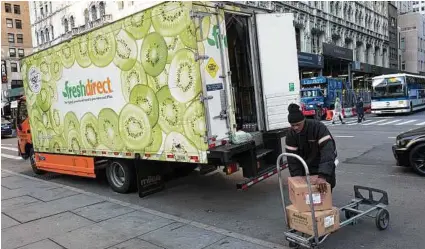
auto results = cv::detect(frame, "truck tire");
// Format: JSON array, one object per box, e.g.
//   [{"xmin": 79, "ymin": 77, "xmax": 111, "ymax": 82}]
[
  {"xmin": 106, "ymin": 160, "xmax": 137, "ymax": 193},
  {"xmin": 29, "ymin": 148, "xmax": 44, "ymax": 175}
]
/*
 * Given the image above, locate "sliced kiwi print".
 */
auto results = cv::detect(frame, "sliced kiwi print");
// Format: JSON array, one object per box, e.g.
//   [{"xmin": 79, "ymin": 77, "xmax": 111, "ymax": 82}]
[
  {"xmin": 147, "ymin": 65, "xmax": 169, "ymax": 92},
  {"xmin": 120, "ymin": 61, "xmax": 148, "ymax": 102},
  {"xmin": 179, "ymin": 18, "xmax": 210, "ymax": 49},
  {"xmin": 30, "ymin": 107, "xmax": 43, "ymax": 127},
  {"xmin": 168, "ymin": 48, "xmax": 201, "ymax": 103},
  {"xmin": 50, "ymin": 54, "xmax": 63, "ymax": 81},
  {"xmin": 36, "ymin": 84, "xmax": 52, "ymax": 112},
  {"xmin": 114, "ymin": 29, "xmax": 138, "ymax": 71},
  {"xmin": 119, "ymin": 103, "xmax": 152, "ymax": 150},
  {"xmin": 163, "ymin": 132, "xmax": 199, "ymax": 162},
  {"xmin": 49, "ymin": 108, "xmax": 63, "ymax": 135},
  {"xmin": 157, "ymin": 86, "xmax": 185, "ymax": 134},
  {"xmin": 58, "ymin": 42, "xmax": 75, "ymax": 68},
  {"xmin": 183, "ymin": 100, "xmax": 207, "ymax": 150},
  {"xmin": 63, "ymin": 111, "xmax": 80, "ymax": 142},
  {"xmin": 37, "ymin": 54, "xmax": 51, "ymax": 82},
  {"xmin": 125, "ymin": 10, "xmax": 152, "ymax": 39},
  {"xmin": 80, "ymin": 112, "xmax": 100, "ymax": 149},
  {"xmin": 165, "ymin": 37, "xmax": 184, "ymax": 64},
  {"xmin": 151, "ymin": 2, "xmax": 192, "ymax": 37},
  {"xmin": 98, "ymin": 108, "xmax": 124, "ymax": 151},
  {"xmin": 88, "ymin": 27, "xmax": 117, "ymax": 67},
  {"xmin": 129, "ymin": 84, "xmax": 159, "ymax": 127},
  {"xmin": 74, "ymin": 35, "xmax": 92, "ymax": 68},
  {"xmin": 68, "ymin": 129, "xmax": 82, "ymax": 153},
  {"xmin": 140, "ymin": 32, "xmax": 168, "ymax": 77},
  {"xmin": 144, "ymin": 125, "xmax": 163, "ymax": 154},
  {"xmin": 40, "ymin": 109, "xmax": 51, "ymax": 129},
  {"xmin": 33, "ymin": 120, "xmax": 49, "ymax": 149},
  {"xmin": 49, "ymin": 135, "xmax": 65, "ymax": 152}
]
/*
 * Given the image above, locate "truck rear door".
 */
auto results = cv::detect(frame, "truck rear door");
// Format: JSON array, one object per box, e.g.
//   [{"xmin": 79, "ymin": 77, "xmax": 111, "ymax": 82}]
[{"xmin": 255, "ymin": 13, "xmax": 301, "ymax": 130}]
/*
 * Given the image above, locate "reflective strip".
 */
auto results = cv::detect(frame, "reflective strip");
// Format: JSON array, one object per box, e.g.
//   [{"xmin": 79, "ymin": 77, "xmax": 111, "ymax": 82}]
[
  {"xmin": 285, "ymin": 145, "xmax": 298, "ymax": 151},
  {"xmin": 318, "ymin": 135, "xmax": 331, "ymax": 144}
]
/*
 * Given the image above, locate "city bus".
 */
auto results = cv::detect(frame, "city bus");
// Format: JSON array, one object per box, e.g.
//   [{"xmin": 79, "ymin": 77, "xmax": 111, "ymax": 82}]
[{"xmin": 371, "ymin": 73, "xmax": 425, "ymax": 114}]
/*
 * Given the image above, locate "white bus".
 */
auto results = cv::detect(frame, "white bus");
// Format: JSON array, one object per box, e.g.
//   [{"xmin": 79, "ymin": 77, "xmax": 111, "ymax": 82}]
[{"xmin": 371, "ymin": 73, "xmax": 425, "ymax": 114}]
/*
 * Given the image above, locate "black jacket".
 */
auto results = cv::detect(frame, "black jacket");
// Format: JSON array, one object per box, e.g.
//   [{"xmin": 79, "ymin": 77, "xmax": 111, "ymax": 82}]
[{"xmin": 285, "ymin": 119, "xmax": 337, "ymax": 187}]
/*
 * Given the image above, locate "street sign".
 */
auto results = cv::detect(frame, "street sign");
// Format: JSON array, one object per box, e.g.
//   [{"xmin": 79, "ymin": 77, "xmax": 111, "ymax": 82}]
[{"xmin": 289, "ymin": 82, "xmax": 295, "ymax": 92}]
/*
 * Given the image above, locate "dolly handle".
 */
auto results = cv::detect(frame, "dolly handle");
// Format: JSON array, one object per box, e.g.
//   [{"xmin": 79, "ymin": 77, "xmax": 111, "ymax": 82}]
[{"xmin": 276, "ymin": 153, "xmax": 320, "ymax": 244}]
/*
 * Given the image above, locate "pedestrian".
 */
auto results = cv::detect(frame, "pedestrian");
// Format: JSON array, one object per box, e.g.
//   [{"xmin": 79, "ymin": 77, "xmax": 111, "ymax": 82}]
[
  {"xmin": 285, "ymin": 103, "xmax": 338, "ymax": 193},
  {"xmin": 332, "ymin": 97, "xmax": 345, "ymax": 124},
  {"xmin": 356, "ymin": 97, "xmax": 365, "ymax": 123}
]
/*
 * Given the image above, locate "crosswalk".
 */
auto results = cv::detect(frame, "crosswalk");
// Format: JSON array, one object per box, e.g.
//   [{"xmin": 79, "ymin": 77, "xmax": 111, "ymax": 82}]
[
  {"xmin": 1, "ymin": 146, "xmax": 22, "ymax": 160},
  {"xmin": 323, "ymin": 117, "xmax": 425, "ymax": 127}
]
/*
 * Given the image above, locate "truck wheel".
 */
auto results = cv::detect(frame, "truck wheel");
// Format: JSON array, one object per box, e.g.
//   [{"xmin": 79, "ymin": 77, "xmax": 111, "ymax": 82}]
[
  {"xmin": 106, "ymin": 160, "xmax": 136, "ymax": 193},
  {"xmin": 29, "ymin": 148, "xmax": 44, "ymax": 175}
]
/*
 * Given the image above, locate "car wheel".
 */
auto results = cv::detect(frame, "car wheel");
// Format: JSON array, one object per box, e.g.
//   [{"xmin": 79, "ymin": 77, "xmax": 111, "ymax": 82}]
[
  {"xmin": 106, "ymin": 160, "xmax": 136, "ymax": 193},
  {"xmin": 29, "ymin": 148, "xmax": 44, "ymax": 175},
  {"xmin": 409, "ymin": 143, "xmax": 425, "ymax": 176}
]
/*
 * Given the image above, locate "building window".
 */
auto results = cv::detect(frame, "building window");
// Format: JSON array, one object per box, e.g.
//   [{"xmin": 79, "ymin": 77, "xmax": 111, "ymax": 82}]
[
  {"xmin": 40, "ymin": 6, "xmax": 44, "ymax": 16},
  {"xmin": 45, "ymin": 3, "xmax": 48, "ymax": 14},
  {"xmin": 91, "ymin": 5, "xmax": 97, "ymax": 21},
  {"xmin": 50, "ymin": 2, "xmax": 52, "ymax": 12},
  {"xmin": 18, "ymin": 49, "xmax": 24, "ymax": 58},
  {"xmin": 36, "ymin": 32, "xmax": 39, "ymax": 45},
  {"xmin": 84, "ymin": 9, "xmax": 89, "ymax": 24},
  {"xmin": 40, "ymin": 30, "xmax": 45, "ymax": 43},
  {"xmin": 17, "ymin": 34, "xmax": 23, "ymax": 43},
  {"xmin": 311, "ymin": 34, "xmax": 320, "ymax": 54},
  {"xmin": 400, "ymin": 37, "xmax": 405, "ymax": 50},
  {"xmin": 402, "ymin": 61, "xmax": 406, "ymax": 70},
  {"xmin": 13, "ymin": 4, "xmax": 20, "ymax": 14},
  {"xmin": 11, "ymin": 62, "xmax": 18, "ymax": 72},
  {"xmin": 11, "ymin": 80, "xmax": 23, "ymax": 88},
  {"xmin": 45, "ymin": 28, "xmax": 50, "ymax": 42},
  {"xmin": 64, "ymin": 18, "xmax": 69, "ymax": 32},
  {"xmin": 15, "ymin": 19, "xmax": 22, "ymax": 29},
  {"xmin": 117, "ymin": 1, "xmax": 124, "ymax": 10},
  {"xmin": 99, "ymin": 2, "xmax": 105, "ymax": 17},
  {"xmin": 9, "ymin": 48, "xmax": 16, "ymax": 57},
  {"xmin": 70, "ymin": 16, "xmax": 75, "ymax": 28},
  {"xmin": 6, "ymin": 18, "xmax": 13, "ymax": 28},
  {"xmin": 8, "ymin": 33, "xmax": 14, "ymax": 43},
  {"xmin": 51, "ymin": 25, "xmax": 54, "ymax": 39},
  {"xmin": 5, "ymin": 3, "xmax": 11, "ymax": 13}
]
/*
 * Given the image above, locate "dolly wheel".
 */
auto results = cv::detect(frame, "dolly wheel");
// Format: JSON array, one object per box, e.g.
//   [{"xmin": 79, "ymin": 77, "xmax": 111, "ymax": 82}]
[
  {"xmin": 288, "ymin": 241, "xmax": 299, "ymax": 248},
  {"xmin": 375, "ymin": 209, "xmax": 390, "ymax": 230}
]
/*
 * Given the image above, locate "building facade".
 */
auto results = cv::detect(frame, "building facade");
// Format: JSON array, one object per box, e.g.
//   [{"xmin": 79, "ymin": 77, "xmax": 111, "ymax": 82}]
[
  {"xmin": 412, "ymin": 1, "xmax": 425, "ymax": 14},
  {"xmin": 1, "ymin": 1, "xmax": 33, "ymax": 106},
  {"xmin": 393, "ymin": 1, "xmax": 414, "ymax": 14},
  {"xmin": 388, "ymin": 2, "xmax": 399, "ymax": 70},
  {"xmin": 398, "ymin": 12, "xmax": 425, "ymax": 74}
]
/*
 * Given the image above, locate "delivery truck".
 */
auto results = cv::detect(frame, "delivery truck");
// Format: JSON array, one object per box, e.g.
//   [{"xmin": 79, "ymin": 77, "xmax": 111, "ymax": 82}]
[{"xmin": 16, "ymin": 1, "xmax": 301, "ymax": 197}]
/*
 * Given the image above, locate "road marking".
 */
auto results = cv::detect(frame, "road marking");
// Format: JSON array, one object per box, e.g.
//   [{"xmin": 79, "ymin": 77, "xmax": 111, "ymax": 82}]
[
  {"xmin": 378, "ymin": 119, "xmax": 401, "ymax": 125},
  {"xmin": 335, "ymin": 135, "xmax": 354, "ymax": 138},
  {"xmin": 396, "ymin": 120, "xmax": 416, "ymax": 125},
  {"xmin": 1, "ymin": 146, "xmax": 18, "ymax": 152},
  {"xmin": 388, "ymin": 137, "xmax": 396, "ymax": 139},
  {"xmin": 416, "ymin": 121, "xmax": 425, "ymax": 126},
  {"xmin": 362, "ymin": 119, "xmax": 389, "ymax": 126},
  {"xmin": 348, "ymin": 119, "xmax": 373, "ymax": 125},
  {"xmin": 1, "ymin": 154, "xmax": 22, "ymax": 160}
]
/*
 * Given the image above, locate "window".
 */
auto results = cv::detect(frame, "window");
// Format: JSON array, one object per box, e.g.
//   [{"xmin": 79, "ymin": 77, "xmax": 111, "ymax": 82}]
[
  {"xmin": 391, "ymin": 17, "xmax": 396, "ymax": 27},
  {"xmin": 8, "ymin": 33, "xmax": 14, "ymax": 43},
  {"xmin": 15, "ymin": 19, "xmax": 22, "ymax": 29},
  {"xmin": 401, "ymin": 37, "xmax": 405, "ymax": 50},
  {"xmin": 402, "ymin": 61, "xmax": 406, "ymax": 70},
  {"xmin": 16, "ymin": 34, "xmax": 23, "ymax": 43},
  {"xmin": 64, "ymin": 18, "xmax": 69, "ymax": 32},
  {"xmin": 18, "ymin": 49, "xmax": 24, "ymax": 58},
  {"xmin": 45, "ymin": 28, "xmax": 50, "ymax": 42},
  {"xmin": 45, "ymin": 4, "xmax": 48, "ymax": 14},
  {"xmin": 84, "ymin": 9, "xmax": 89, "ymax": 24},
  {"xmin": 11, "ymin": 62, "xmax": 18, "ymax": 72},
  {"xmin": 422, "ymin": 7, "xmax": 425, "ymax": 11},
  {"xmin": 40, "ymin": 7, "xmax": 44, "ymax": 16},
  {"xmin": 311, "ymin": 34, "xmax": 320, "ymax": 54},
  {"xmin": 11, "ymin": 80, "xmax": 23, "ymax": 89},
  {"xmin": 6, "ymin": 18, "xmax": 13, "ymax": 28},
  {"xmin": 9, "ymin": 48, "xmax": 16, "ymax": 57},
  {"xmin": 91, "ymin": 5, "xmax": 97, "ymax": 21},
  {"xmin": 117, "ymin": 1, "xmax": 124, "ymax": 9},
  {"xmin": 51, "ymin": 25, "xmax": 54, "ymax": 39},
  {"xmin": 13, "ymin": 4, "xmax": 20, "ymax": 14},
  {"xmin": 99, "ymin": 2, "xmax": 105, "ymax": 17},
  {"xmin": 5, "ymin": 3, "xmax": 11, "ymax": 12},
  {"xmin": 40, "ymin": 30, "xmax": 44, "ymax": 43},
  {"xmin": 70, "ymin": 16, "xmax": 75, "ymax": 28}
]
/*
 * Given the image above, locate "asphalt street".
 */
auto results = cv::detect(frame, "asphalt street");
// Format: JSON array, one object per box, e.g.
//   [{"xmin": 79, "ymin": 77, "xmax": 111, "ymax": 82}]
[{"xmin": 2, "ymin": 110, "xmax": 425, "ymax": 249}]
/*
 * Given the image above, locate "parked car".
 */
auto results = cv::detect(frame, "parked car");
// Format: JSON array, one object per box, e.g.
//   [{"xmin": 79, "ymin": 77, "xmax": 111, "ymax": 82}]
[
  {"xmin": 1, "ymin": 117, "xmax": 13, "ymax": 138},
  {"xmin": 392, "ymin": 126, "xmax": 425, "ymax": 176}
]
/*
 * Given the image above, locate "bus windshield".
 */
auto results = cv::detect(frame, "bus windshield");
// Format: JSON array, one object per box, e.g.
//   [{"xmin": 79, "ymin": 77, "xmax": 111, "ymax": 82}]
[{"xmin": 372, "ymin": 76, "xmax": 405, "ymax": 98}]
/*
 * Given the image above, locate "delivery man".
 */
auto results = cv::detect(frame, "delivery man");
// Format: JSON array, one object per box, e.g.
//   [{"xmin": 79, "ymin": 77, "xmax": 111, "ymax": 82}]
[{"xmin": 285, "ymin": 103, "xmax": 338, "ymax": 193}]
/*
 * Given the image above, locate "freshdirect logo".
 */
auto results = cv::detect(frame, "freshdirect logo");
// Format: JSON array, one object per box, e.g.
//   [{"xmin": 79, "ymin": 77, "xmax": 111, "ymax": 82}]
[
  {"xmin": 62, "ymin": 77, "xmax": 112, "ymax": 99},
  {"xmin": 207, "ymin": 25, "xmax": 228, "ymax": 49}
]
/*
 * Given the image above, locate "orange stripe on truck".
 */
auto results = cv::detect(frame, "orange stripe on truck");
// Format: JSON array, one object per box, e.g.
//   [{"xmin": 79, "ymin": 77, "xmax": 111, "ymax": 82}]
[{"xmin": 35, "ymin": 153, "xmax": 95, "ymax": 178}]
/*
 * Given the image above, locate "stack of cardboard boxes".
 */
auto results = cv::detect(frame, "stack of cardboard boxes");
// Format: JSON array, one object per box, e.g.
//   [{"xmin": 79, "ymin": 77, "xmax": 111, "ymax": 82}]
[{"xmin": 286, "ymin": 176, "xmax": 340, "ymax": 236}]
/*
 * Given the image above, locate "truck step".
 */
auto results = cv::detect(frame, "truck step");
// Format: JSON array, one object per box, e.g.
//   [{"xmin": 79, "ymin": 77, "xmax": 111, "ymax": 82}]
[
  {"xmin": 255, "ymin": 148, "xmax": 274, "ymax": 159},
  {"xmin": 236, "ymin": 163, "xmax": 288, "ymax": 190}
]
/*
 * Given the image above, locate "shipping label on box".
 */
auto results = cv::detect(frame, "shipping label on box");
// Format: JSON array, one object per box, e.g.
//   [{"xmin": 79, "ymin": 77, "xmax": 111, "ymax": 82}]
[{"xmin": 288, "ymin": 176, "xmax": 332, "ymax": 212}]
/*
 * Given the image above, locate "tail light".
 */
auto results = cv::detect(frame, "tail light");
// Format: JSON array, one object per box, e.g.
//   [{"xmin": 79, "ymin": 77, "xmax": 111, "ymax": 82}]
[{"xmin": 224, "ymin": 163, "xmax": 239, "ymax": 175}]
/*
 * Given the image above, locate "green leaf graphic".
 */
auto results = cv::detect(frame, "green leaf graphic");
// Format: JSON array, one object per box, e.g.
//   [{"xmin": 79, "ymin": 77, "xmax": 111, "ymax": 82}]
[{"xmin": 207, "ymin": 37, "xmax": 216, "ymax": 46}]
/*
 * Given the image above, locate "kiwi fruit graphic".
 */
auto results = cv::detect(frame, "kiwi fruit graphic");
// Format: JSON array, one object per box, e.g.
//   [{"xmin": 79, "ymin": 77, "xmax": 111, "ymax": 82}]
[
  {"xmin": 68, "ymin": 129, "xmax": 82, "ymax": 152},
  {"xmin": 98, "ymin": 108, "xmax": 124, "ymax": 151},
  {"xmin": 37, "ymin": 54, "xmax": 51, "ymax": 82},
  {"xmin": 114, "ymin": 29, "xmax": 138, "ymax": 71},
  {"xmin": 140, "ymin": 32, "xmax": 168, "ymax": 77},
  {"xmin": 183, "ymin": 100, "xmax": 207, "ymax": 150},
  {"xmin": 47, "ymin": 81, "xmax": 58, "ymax": 102},
  {"xmin": 74, "ymin": 35, "xmax": 92, "ymax": 68},
  {"xmin": 163, "ymin": 132, "xmax": 199, "ymax": 162},
  {"xmin": 120, "ymin": 61, "xmax": 148, "ymax": 102},
  {"xmin": 40, "ymin": 110, "xmax": 51, "ymax": 129},
  {"xmin": 50, "ymin": 54, "xmax": 63, "ymax": 81},
  {"xmin": 125, "ymin": 10, "xmax": 152, "ymax": 39},
  {"xmin": 157, "ymin": 86, "xmax": 185, "ymax": 134},
  {"xmin": 144, "ymin": 125, "xmax": 163, "ymax": 154},
  {"xmin": 168, "ymin": 48, "xmax": 201, "ymax": 103},
  {"xmin": 49, "ymin": 108, "xmax": 63, "ymax": 135},
  {"xmin": 129, "ymin": 84, "xmax": 159, "ymax": 127},
  {"xmin": 151, "ymin": 2, "xmax": 191, "ymax": 37},
  {"xmin": 165, "ymin": 37, "xmax": 184, "ymax": 64},
  {"xmin": 88, "ymin": 27, "xmax": 117, "ymax": 67},
  {"xmin": 96, "ymin": 144, "xmax": 110, "ymax": 151},
  {"xmin": 147, "ymin": 65, "xmax": 169, "ymax": 92},
  {"xmin": 179, "ymin": 17, "xmax": 210, "ymax": 49},
  {"xmin": 63, "ymin": 111, "xmax": 80, "ymax": 142},
  {"xmin": 49, "ymin": 135, "xmax": 65, "ymax": 152},
  {"xmin": 119, "ymin": 103, "xmax": 152, "ymax": 150},
  {"xmin": 33, "ymin": 120, "xmax": 49, "ymax": 149},
  {"xmin": 58, "ymin": 42, "xmax": 75, "ymax": 68},
  {"xmin": 80, "ymin": 112, "xmax": 100, "ymax": 149},
  {"xmin": 30, "ymin": 107, "xmax": 43, "ymax": 127},
  {"xmin": 36, "ymin": 84, "xmax": 52, "ymax": 112}
]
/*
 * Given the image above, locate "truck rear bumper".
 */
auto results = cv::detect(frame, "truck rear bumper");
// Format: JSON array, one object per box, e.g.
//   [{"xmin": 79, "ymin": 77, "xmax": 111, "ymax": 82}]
[{"xmin": 302, "ymin": 110, "xmax": 316, "ymax": 116}]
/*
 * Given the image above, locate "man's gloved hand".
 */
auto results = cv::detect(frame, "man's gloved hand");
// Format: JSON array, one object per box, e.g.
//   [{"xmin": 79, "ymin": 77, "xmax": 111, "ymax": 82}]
[{"xmin": 314, "ymin": 175, "xmax": 328, "ymax": 194}]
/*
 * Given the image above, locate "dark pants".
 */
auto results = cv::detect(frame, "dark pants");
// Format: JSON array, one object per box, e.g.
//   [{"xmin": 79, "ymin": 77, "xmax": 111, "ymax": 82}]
[{"xmin": 357, "ymin": 112, "xmax": 365, "ymax": 122}]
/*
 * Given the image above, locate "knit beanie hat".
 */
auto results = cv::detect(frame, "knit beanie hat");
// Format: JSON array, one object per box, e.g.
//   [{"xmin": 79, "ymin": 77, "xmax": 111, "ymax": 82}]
[{"xmin": 288, "ymin": 103, "xmax": 305, "ymax": 124}]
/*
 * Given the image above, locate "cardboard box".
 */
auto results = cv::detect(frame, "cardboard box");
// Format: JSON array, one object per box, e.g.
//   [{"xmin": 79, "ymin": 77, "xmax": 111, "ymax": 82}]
[
  {"xmin": 288, "ymin": 176, "xmax": 332, "ymax": 212},
  {"xmin": 286, "ymin": 205, "xmax": 340, "ymax": 236}
]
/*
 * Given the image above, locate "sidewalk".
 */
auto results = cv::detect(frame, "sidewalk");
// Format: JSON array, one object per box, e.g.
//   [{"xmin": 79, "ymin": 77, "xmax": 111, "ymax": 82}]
[{"xmin": 1, "ymin": 169, "xmax": 288, "ymax": 249}]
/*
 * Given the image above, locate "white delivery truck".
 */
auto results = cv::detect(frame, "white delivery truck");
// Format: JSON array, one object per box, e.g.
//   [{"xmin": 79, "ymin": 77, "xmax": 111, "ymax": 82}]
[{"xmin": 17, "ymin": 1, "xmax": 301, "ymax": 197}]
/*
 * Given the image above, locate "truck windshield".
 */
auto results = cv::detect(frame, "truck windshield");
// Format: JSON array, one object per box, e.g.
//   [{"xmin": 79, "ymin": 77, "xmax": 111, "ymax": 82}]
[
  {"xmin": 301, "ymin": 90, "xmax": 322, "ymax": 98},
  {"xmin": 372, "ymin": 77, "xmax": 405, "ymax": 98}
]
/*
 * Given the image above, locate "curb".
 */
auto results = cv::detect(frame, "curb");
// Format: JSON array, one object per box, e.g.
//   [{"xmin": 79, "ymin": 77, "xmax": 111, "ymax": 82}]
[{"xmin": 1, "ymin": 169, "xmax": 289, "ymax": 249}]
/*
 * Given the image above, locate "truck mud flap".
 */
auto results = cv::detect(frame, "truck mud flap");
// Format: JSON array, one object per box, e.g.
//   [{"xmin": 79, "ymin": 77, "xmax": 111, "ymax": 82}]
[{"xmin": 136, "ymin": 161, "xmax": 165, "ymax": 198}]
